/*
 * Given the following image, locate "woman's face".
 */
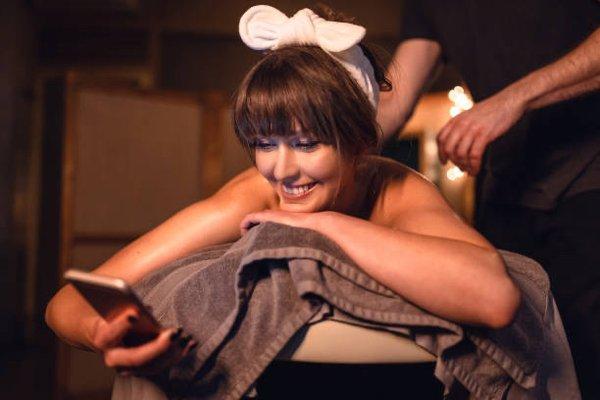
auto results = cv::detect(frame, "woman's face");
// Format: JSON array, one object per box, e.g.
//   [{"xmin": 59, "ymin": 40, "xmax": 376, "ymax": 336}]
[{"xmin": 254, "ymin": 134, "xmax": 354, "ymax": 213}]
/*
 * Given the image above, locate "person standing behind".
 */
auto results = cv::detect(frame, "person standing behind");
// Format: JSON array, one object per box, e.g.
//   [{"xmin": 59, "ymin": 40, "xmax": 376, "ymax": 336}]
[{"xmin": 377, "ymin": 1, "xmax": 600, "ymax": 397}]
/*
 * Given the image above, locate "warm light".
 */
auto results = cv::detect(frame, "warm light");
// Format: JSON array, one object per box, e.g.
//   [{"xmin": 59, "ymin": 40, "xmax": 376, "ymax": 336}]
[
  {"xmin": 446, "ymin": 165, "xmax": 466, "ymax": 181},
  {"xmin": 424, "ymin": 138, "xmax": 437, "ymax": 158},
  {"xmin": 449, "ymin": 106, "xmax": 462, "ymax": 118},
  {"xmin": 448, "ymin": 86, "xmax": 473, "ymax": 117}
]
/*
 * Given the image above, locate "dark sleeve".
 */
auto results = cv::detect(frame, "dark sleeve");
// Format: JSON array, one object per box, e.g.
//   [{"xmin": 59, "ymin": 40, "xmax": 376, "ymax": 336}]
[
  {"xmin": 580, "ymin": 0, "xmax": 600, "ymax": 34},
  {"xmin": 399, "ymin": 0, "xmax": 438, "ymax": 41}
]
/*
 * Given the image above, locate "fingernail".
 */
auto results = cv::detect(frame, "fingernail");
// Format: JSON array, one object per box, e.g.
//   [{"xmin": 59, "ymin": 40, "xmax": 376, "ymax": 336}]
[
  {"xmin": 170, "ymin": 328, "xmax": 183, "ymax": 341},
  {"xmin": 127, "ymin": 315, "xmax": 138, "ymax": 324},
  {"xmin": 179, "ymin": 335, "xmax": 192, "ymax": 348}
]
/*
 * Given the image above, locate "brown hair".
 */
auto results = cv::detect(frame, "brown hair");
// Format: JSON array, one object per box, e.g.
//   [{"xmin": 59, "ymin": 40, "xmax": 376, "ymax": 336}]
[
  {"xmin": 234, "ymin": 46, "xmax": 378, "ymax": 157},
  {"xmin": 233, "ymin": 6, "xmax": 391, "ymax": 161}
]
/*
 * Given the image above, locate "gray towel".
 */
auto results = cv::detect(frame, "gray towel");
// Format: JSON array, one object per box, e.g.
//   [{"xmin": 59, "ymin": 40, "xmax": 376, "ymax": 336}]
[{"xmin": 113, "ymin": 222, "xmax": 579, "ymax": 400}]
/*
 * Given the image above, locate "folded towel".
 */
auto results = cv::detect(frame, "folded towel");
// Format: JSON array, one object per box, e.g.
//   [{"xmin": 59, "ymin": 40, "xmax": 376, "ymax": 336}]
[{"xmin": 113, "ymin": 222, "xmax": 579, "ymax": 400}]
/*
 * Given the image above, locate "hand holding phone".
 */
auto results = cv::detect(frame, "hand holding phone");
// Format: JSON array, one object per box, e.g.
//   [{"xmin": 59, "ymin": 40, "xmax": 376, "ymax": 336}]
[
  {"xmin": 64, "ymin": 269, "xmax": 197, "ymax": 375},
  {"xmin": 64, "ymin": 269, "xmax": 161, "ymax": 344}
]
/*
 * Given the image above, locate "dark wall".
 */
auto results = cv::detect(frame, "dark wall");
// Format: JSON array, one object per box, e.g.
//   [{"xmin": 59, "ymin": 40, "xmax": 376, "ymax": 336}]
[{"xmin": 0, "ymin": 0, "xmax": 34, "ymax": 345}]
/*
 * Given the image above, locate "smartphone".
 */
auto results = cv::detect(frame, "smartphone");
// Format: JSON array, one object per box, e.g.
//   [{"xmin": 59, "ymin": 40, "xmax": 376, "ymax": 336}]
[{"xmin": 64, "ymin": 269, "xmax": 161, "ymax": 344}]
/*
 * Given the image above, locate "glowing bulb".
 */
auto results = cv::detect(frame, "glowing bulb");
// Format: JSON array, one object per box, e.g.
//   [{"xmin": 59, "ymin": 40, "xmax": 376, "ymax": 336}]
[
  {"xmin": 424, "ymin": 139, "xmax": 437, "ymax": 158},
  {"xmin": 448, "ymin": 86, "xmax": 473, "ymax": 116},
  {"xmin": 446, "ymin": 166, "xmax": 465, "ymax": 181}
]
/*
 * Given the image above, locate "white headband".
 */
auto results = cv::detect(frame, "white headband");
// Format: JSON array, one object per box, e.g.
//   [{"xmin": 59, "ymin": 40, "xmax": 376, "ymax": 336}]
[{"xmin": 239, "ymin": 5, "xmax": 379, "ymax": 108}]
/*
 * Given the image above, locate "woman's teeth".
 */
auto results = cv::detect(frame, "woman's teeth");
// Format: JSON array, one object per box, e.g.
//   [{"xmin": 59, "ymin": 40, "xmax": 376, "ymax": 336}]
[{"xmin": 282, "ymin": 182, "xmax": 316, "ymax": 196}]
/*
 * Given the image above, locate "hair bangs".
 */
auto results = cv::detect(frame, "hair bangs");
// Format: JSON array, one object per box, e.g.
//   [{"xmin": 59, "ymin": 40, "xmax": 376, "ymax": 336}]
[
  {"xmin": 235, "ymin": 50, "xmax": 341, "ymax": 147},
  {"xmin": 234, "ymin": 45, "xmax": 380, "ymax": 160}
]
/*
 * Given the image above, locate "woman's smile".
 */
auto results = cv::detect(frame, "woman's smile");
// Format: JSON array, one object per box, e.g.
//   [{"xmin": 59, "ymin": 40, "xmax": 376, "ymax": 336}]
[
  {"xmin": 280, "ymin": 181, "xmax": 318, "ymax": 199},
  {"xmin": 253, "ymin": 134, "xmax": 354, "ymax": 213}
]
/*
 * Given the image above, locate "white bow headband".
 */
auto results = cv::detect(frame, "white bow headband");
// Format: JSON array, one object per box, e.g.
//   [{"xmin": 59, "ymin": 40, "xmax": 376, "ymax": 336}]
[{"xmin": 239, "ymin": 5, "xmax": 379, "ymax": 108}]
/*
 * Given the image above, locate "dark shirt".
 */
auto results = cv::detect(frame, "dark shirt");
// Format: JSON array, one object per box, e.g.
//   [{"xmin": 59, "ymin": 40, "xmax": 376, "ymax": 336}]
[{"xmin": 401, "ymin": 0, "xmax": 600, "ymax": 209}]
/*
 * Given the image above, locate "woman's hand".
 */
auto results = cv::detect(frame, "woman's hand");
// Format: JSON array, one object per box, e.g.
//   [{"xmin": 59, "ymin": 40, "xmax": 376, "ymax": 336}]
[
  {"xmin": 90, "ymin": 310, "xmax": 197, "ymax": 376},
  {"xmin": 240, "ymin": 210, "xmax": 317, "ymax": 235}
]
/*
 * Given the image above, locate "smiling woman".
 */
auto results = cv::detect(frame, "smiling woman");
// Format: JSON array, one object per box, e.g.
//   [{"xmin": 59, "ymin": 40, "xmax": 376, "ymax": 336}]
[
  {"xmin": 252, "ymin": 134, "xmax": 355, "ymax": 213},
  {"xmin": 45, "ymin": 3, "xmax": 521, "ymax": 393},
  {"xmin": 232, "ymin": 40, "xmax": 383, "ymax": 214}
]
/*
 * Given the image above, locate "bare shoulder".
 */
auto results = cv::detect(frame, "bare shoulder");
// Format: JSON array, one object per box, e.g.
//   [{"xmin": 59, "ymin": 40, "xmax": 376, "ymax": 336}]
[
  {"xmin": 365, "ymin": 156, "xmax": 492, "ymax": 249},
  {"xmin": 377, "ymin": 158, "xmax": 446, "ymax": 209},
  {"xmin": 362, "ymin": 156, "xmax": 442, "ymax": 213},
  {"xmin": 211, "ymin": 167, "xmax": 277, "ymax": 209}
]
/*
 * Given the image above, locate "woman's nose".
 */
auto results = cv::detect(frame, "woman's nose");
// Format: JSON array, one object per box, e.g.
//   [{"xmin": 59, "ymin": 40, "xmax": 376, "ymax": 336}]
[{"xmin": 273, "ymin": 145, "xmax": 300, "ymax": 181}]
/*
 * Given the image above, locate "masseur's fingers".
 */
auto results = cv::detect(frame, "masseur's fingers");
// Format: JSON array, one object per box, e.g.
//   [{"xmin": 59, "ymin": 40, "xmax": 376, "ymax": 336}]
[
  {"xmin": 467, "ymin": 132, "xmax": 489, "ymax": 175},
  {"xmin": 454, "ymin": 132, "xmax": 475, "ymax": 172},
  {"xmin": 437, "ymin": 119, "xmax": 455, "ymax": 164},
  {"xmin": 92, "ymin": 310, "xmax": 139, "ymax": 350},
  {"xmin": 440, "ymin": 124, "xmax": 464, "ymax": 166},
  {"xmin": 103, "ymin": 328, "xmax": 180, "ymax": 369}
]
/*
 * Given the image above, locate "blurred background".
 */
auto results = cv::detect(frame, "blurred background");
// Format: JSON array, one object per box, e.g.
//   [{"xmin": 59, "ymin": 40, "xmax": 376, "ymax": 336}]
[{"xmin": 0, "ymin": 1, "xmax": 473, "ymax": 398}]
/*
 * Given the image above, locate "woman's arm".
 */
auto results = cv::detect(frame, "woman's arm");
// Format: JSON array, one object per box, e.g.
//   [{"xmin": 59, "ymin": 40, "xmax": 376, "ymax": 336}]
[
  {"xmin": 46, "ymin": 168, "xmax": 273, "ymax": 350},
  {"xmin": 241, "ymin": 168, "xmax": 520, "ymax": 328},
  {"xmin": 315, "ymin": 172, "xmax": 520, "ymax": 328}
]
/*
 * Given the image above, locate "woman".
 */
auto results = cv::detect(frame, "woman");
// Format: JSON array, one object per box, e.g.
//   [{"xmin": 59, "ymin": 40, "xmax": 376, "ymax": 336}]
[{"xmin": 46, "ymin": 5, "xmax": 520, "ymax": 377}]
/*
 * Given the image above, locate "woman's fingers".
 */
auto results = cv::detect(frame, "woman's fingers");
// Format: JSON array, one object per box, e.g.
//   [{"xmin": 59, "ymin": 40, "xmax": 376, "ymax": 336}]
[
  {"xmin": 240, "ymin": 213, "xmax": 262, "ymax": 235},
  {"xmin": 107, "ymin": 329, "xmax": 199, "ymax": 376},
  {"xmin": 92, "ymin": 310, "xmax": 139, "ymax": 350},
  {"xmin": 103, "ymin": 328, "xmax": 177, "ymax": 369}
]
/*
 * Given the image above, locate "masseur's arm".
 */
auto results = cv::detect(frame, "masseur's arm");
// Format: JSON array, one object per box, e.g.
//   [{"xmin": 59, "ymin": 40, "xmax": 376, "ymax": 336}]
[
  {"xmin": 313, "ymin": 171, "xmax": 520, "ymax": 329},
  {"xmin": 45, "ymin": 168, "xmax": 272, "ymax": 351},
  {"xmin": 376, "ymin": 38, "xmax": 442, "ymax": 140},
  {"xmin": 438, "ymin": 27, "xmax": 600, "ymax": 175}
]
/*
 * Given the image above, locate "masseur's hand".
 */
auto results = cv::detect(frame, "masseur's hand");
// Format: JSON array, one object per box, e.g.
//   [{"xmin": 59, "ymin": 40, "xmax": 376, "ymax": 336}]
[
  {"xmin": 89, "ymin": 310, "xmax": 197, "ymax": 376},
  {"xmin": 240, "ymin": 210, "xmax": 316, "ymax": 235},
  {"xmin": 436, "ymin": 88, "xmax": 526, "ymax": 175}
]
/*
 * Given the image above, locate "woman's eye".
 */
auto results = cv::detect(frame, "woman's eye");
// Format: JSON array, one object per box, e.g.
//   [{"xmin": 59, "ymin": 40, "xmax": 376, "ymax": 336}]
[
  {"xmin": 253, "ymin": 139, "xmax": 277, "ymax": 151},
  {"xmin": 292, "ymin": 140, "xmax": 321, "ymax": 151}
]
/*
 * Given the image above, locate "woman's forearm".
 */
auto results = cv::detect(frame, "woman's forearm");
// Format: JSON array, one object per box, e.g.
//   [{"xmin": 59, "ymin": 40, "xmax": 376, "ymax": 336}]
[
  {"xmin": 45, "ymin": 284, "xmax": 100, "ymax": 350},
  {"xmin": 46, "ymin": 169, "xmax": 271, "ymax": 349},
  {"xmin": 311, "ymin": 212, "xmax": 520, "ymax": 328}
]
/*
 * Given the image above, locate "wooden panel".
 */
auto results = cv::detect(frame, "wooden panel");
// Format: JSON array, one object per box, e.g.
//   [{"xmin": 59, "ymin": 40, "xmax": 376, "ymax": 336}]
[
  {"xmin": 58, "ymin": 83, "xmax": 231, "ymax": 399},
  {"xmin": 72, "ymin": 242, "xmax": 128, "ymax": 272},
  {"xmin": 72, "ymin": 88, "xmax": 204, "ymax": 236},
  {"xmin": 220, "ymin": 107, "xmax": 252, "ymax": 181}
]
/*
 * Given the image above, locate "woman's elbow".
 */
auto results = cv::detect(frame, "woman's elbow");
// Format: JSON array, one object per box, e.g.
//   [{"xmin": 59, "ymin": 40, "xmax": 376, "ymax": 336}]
[
  {"xmin": 478, "ymin": 251, "xmax": 521, "ymax": 329},
  {"xmin": 45, "ymin": 288, "xmax": 70, "ymax": 335},
  {"xmin": 483, "ymin": 277, "xmax": 522, "ymax": 329},
  {"xmin": 45, "ymin": 295, "xmax": 59, "ymax": 333}
]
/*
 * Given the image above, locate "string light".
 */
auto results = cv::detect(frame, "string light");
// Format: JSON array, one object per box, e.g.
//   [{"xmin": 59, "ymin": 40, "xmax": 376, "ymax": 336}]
[
  {"xmin": 448, "ymin": 86, "xmax": 473, "ymax": 117},
  {"xmin": 446, "ymin": 165, "xmax": 466, "ymax": 181},
  {"xmin": 443, "ymin": 86, "xmax": 474, "ymax": 178}
]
